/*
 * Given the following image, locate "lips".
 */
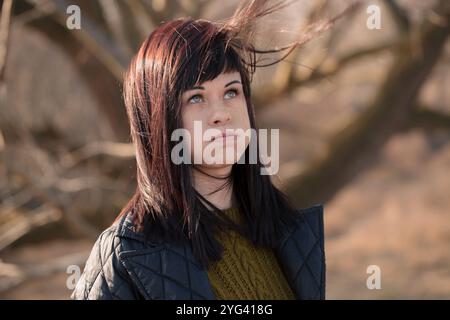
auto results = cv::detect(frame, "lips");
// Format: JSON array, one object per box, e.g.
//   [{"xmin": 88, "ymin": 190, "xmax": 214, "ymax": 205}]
[{"xmin": 211, "ymin": 131, "xmax": 237, "ymax": 142}]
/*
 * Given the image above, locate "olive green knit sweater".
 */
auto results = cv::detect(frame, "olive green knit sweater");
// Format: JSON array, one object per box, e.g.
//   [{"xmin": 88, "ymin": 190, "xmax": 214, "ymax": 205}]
[{"xmin": 206, "ymin": 207, "xmax": 296, "ymax": 300}]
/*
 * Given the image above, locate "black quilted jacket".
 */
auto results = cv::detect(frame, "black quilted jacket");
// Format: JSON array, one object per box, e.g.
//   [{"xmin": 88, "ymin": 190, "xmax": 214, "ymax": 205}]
[{"xmin": 71, "ymin": 204, "xmax": 325, "ymax": 300}]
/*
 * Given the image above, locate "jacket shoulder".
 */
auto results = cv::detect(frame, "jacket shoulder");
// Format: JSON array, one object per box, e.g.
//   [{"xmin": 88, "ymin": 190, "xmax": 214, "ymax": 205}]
[{"xmin": 71, "ymin": 224, "xmax": 142, "ymax": 300}]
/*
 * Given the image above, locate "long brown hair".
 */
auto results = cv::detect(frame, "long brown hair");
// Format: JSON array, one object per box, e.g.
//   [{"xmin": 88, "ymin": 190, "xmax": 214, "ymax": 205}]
[{"xmin": 117, "ymin": 0, "xmax": 352, "ymax": 268}]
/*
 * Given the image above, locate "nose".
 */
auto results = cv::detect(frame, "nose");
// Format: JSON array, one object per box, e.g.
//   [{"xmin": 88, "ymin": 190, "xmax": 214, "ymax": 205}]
[{"xmin": 208, "ymin": 101, "xmax": 231, "ymax": 126}]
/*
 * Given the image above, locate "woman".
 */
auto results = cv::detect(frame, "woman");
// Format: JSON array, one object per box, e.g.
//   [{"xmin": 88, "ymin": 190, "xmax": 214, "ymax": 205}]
[{"xmin": 71, "ymin": 0, "xmax": 326, "ymax": 300}]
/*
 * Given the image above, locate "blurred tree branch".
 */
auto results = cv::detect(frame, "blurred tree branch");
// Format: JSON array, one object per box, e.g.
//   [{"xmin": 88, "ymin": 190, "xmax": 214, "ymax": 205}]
[
  {"xmin": 0, "ymin": 205, "xmax": 61, "ymax": 252},
  {"xmin": 296, "ymin": 41, "xmax": 396, "ymax": 83},
  {"xmin": 59, "ymin": 141, "xmax": 134, "ymax": 169},
  {"xmin": 254, "ymin": 39, "xmax": 398, "ymax": 108},
  {"xmin": 404, "ymin": 107, "xmax": 450, "ymax": 132}
]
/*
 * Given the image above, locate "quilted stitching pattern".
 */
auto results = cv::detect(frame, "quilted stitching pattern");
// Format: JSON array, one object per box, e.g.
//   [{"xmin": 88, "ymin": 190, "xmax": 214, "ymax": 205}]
[
  {"xmin": 120, "ymin": 243, "xmax": 215, "ymax": 300},
  {"xmin": 274, "ymin": 204, "xmax": 325, "ymax": 299},
  {"xmin": 71, "ymin": 204, "xmax": 325, "ymax": 300}
]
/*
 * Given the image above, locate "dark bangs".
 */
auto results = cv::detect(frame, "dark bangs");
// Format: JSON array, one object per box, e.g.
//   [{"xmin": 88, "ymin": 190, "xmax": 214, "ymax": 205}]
[{"xmin": 170, "ymin": 20, "xmax": 253, "ymax": 122}]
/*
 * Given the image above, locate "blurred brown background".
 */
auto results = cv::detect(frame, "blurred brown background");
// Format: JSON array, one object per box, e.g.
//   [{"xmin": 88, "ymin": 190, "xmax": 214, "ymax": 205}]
[{"xmin": 0, "ymin": 0, "xmax": 449, "ymax": 299}]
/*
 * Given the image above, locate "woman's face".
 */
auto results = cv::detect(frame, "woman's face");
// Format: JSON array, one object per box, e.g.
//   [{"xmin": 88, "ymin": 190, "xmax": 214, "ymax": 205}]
[{"xmin": 180, "ymin": 71, "xmax": 251, "ymax": 173}]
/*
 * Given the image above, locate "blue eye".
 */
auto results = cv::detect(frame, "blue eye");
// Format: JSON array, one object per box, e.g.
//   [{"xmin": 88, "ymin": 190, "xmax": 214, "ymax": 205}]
[
  {"xmin": 188, "ymin": 94, "xmax": 203, "ymax": 104},
  {"xmin": 225, "ymin": 89, "xmax": 238, "ymax": 99}
]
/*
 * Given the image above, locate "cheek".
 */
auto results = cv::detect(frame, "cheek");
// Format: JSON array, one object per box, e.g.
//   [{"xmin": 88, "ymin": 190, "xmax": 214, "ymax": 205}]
[
  {"xmin": 180, "ymin": 109, "xmax": 204, "ymax": 159},
  {"xmin": 181, "ymin": 106, "xmax": 205, "ymax": 126},
  {"xmin": 236, "ymin": 103, "xmax": 251, "ymax": 129},
  {"xmin": 181, "ymin": 108, "xmax": 199, "ymax": 138},
  {"xmin": 180, "ymin": 107, "xmax": 190, "ymax": 129}
]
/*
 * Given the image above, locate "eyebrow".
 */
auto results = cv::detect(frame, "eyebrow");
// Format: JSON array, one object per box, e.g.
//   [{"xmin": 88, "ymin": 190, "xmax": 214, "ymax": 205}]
[{"xmin": 189, "ymin": 80, "xmax": 242, "ymax": 91}]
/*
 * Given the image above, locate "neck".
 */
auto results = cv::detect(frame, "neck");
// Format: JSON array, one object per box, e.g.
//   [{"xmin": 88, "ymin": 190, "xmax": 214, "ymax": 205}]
[{"xmin": 191, "ymin": 165, "xmax": 234, "ymax": 210}]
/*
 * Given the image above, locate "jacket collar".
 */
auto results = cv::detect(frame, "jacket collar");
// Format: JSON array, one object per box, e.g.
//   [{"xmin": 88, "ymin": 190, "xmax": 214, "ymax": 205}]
[{"xmin": 114, "ymin": 208, "xmax": 300, "ymax": 246}]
